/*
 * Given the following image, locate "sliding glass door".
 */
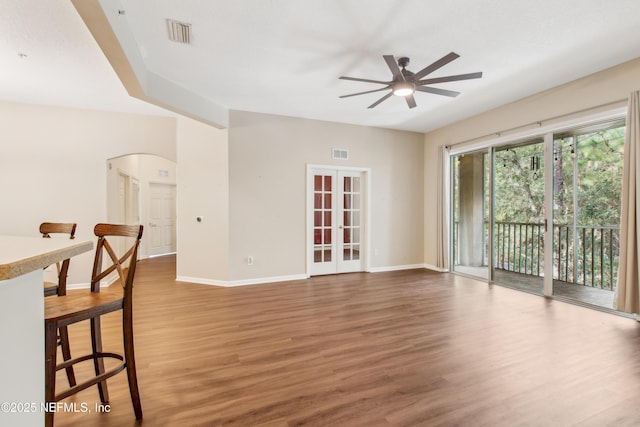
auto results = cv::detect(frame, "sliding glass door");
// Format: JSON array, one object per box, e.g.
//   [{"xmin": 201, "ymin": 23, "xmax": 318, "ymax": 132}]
[
  {"xmin": 551, "ymin": 123, "xmax": 625, "ymax": 309},
  {"xmin": 450, "ymin": 120, "xmax": 625, "ymax": 311},
  {"xmin": 451, "ymin": 150, "xmax": 489, "ymax": 279},
  {"xmin": 491, "ymin": 140, "xmax": 545, "ymax": 294}
]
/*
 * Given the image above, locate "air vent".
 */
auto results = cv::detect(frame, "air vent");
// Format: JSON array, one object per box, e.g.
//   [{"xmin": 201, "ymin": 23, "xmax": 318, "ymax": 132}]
[
  {"xmin": 332, "ymin": 148, "xmax": 349, "ymax": 160},
  {"xmin": 167, "ymin": 19, "xmax": 192, "ymax": 44}
]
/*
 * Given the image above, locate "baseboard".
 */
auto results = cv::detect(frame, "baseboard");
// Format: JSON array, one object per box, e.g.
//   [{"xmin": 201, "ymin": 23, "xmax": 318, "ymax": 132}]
[
  {"xmin": 369, "ymin": 264, "xmax": 428, "ymax": 273},
  {"xmin": 176, "ymin": 265, "xmax": 447, "ymax": 288},
  {"xmin": 176, "ymin": 274, "xmax": 309, "ymax": 287},
  {"xmin": 423, "ymin": 263, "xmax": 449, "ymax": 273},
  {"xmin": 66, "ymin": 277, "xmax": 117, "ymax": 290},
  {"xmin": 67, "ymin": 283, "xmax": 92, "ymax": 290}
]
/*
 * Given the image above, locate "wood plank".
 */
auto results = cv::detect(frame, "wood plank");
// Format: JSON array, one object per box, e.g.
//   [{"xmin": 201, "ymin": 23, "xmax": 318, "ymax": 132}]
[{"xmin": 53, "ymin": 255, "xmax": 640, "ymax": 426}]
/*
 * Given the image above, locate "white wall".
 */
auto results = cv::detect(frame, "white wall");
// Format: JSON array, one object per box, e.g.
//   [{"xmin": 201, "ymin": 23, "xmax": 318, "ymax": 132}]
[
  {"xmin": 423, "ymin": 57, "xmax": 640, "ymax": 267},
  {"xmin": 176, "ymin": 117, "xmax": 230, "ymax": 282},
  {"xmin": 228, "ymin": 110, "xmax": 424, "ymax": 282},
  {"xmin": 0, "ymin": 101, "xmax": 176, "ymax": 284}
]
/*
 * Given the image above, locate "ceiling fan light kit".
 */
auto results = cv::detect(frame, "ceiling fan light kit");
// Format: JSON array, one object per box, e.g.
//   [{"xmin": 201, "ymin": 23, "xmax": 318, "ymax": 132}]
[
  {"xmin": 393, "ymin": 82, "xmax": 415, "ymax": 97},
  {"xmin": 339, "ymin": 52, "xmax": 482, "ymax": 109}
]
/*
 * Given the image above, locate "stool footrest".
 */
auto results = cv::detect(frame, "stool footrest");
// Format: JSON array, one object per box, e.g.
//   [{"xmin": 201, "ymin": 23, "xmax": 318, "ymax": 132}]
[{"xmin": 54, "ymin": 352, "xmax": 126, "ymax": 401}]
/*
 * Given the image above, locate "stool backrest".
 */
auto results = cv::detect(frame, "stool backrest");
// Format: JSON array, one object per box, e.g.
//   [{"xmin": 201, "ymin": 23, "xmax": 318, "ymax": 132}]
[
  {"xmin": 40, "ymin": 222, "xmax": 77, "ymax": 239},
  {"xmin": 40, "ymin": 222, "xmax": 77, "ymax": 296},
  {"xmin": 90, "ymin": 224, "xmax": 144, "ymax": 300}
]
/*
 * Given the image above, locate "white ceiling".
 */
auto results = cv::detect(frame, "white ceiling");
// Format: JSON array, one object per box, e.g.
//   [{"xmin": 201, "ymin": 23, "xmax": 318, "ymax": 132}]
[{"xmin": 3, "ymin": 0, "xmax": 640, "ymax": 132}]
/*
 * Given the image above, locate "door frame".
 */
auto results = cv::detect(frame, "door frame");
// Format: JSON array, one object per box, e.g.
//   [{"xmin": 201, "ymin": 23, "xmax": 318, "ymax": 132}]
[
  {"xmin": 543, "ymin": 133, "xmax": 554, "ymax": 296},
  {"xmin": 306, "ymin": 164, "xmax": 371, "ymax": 277}
]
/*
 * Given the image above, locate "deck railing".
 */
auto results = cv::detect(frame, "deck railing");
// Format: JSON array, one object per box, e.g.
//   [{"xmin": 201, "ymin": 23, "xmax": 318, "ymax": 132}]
[
  {"xmin": 454, "ymin": 221, "xmax": 620, "ymax": 290},
  {"xmin": 493, "ymin": 222, "xmax": 619, "ymax": 290},
  {"xmin": 494, "ymin": 222, "xmax": 544, "ymax": 277}
]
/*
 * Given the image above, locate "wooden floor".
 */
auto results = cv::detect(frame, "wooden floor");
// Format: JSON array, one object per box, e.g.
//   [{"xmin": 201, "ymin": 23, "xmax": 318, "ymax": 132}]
[
  {"xmin": 455, "ymin": 265, "xmax": 616, "ymax": 309},
  {"xmin": 54, "ymin": 255, "xmax": 640, "ymax": 426}
]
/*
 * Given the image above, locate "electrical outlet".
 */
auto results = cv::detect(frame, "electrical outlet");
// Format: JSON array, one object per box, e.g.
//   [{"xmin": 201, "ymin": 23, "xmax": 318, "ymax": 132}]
[{"xmin": 247, "ymin": 256, "xmax": 254, "ymax": 265}]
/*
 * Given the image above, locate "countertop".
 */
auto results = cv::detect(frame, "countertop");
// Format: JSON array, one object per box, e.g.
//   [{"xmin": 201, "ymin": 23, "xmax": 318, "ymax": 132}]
[{"xmin": 0, "ymin": 235, "xmax": 93, "ymax": 280}]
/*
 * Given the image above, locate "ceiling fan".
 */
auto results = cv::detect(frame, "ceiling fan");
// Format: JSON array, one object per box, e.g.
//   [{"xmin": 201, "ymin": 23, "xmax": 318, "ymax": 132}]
[{"xmin": 339, "ymin": 52, "xmax": 482, "ymax": 109}]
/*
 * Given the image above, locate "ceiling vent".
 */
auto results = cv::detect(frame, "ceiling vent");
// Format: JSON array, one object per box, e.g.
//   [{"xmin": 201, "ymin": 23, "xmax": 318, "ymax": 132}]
[{"xmin": 167, "ymin": 19, "xmax": 192, "ymax": 44}]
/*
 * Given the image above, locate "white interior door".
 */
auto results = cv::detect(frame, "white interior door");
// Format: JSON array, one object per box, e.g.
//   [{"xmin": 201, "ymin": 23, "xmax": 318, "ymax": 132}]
[
  {"xmin": 309, "ymin": 167, "xmax": 366, "ymax": 276},
  {"xmin": 149, "ymin": 183, "xmax": 177, "ymax": 256}
]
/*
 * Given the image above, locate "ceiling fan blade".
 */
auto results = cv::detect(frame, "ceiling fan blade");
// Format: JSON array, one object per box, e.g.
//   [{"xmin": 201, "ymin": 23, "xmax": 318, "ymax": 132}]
[
  {"xmin": 405, "ymin": 94, "xmax": 417, "ymax": 109},
  {"xmin": 339, "ymin": 87, "xmax": 391, "ymax": 98},
  {"xmin": 339, "ymin": 76, "xmax": 391, "ymax": 85},
  {"xmin": 383, "ymin": 55, "xmax": 404, "ymax": 81},
  {"xmin": 412, "ymin": 52, "xmax": 460, "ymax": 81},
  {"xmin": 368, "ymin": 92, "xmax": 393, "ymax": 109},
  {"xmin": 415, "ymin": 86, "xmax": 460, "ymax": 97},
  {"xmin": 417, "ymin": 72, "xmax": 483, "ymax": 85}
]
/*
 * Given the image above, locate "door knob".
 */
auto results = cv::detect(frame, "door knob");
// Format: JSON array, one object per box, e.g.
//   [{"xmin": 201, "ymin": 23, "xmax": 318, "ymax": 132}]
[{"xmin": 339, "ymin": 225, "xmax": 343, "ymax": 229}]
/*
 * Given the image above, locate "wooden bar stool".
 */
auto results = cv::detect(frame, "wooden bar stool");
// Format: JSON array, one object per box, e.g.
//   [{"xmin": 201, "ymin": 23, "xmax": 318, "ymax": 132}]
[
  {"xmin": 40, "ymin": 222, "xmax": 77, "ymax": 388},
  {"xmin": 44, "ymin": 224, "xmax": 144, "ymax": 427}
]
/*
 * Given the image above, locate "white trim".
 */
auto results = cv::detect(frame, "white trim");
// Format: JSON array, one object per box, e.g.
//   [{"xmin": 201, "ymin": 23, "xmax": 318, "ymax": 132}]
[
  {"xmin": 543, "ymin": 132, "xmax": 555, "ymax": 296},
  {"xmin": 425, "ymin": 264, "xmax": 449, "ymax": 273},
  {"xmin": 178, "ymin": 266, "xmax": 454, "ymax": 288},
  {"xmin": 176, "ymin": 274, "xmax": 308, "ymax": 287},
  {"xmin": 66, "ymin": 283, "xmax": 93, "ymax": 290},
  {"xmin": 148, "ymin": 252, "xmax": 176, "ymax": 258},
  {"xmin": 306, "ymin": 164, "xmax": 371, "ymax": 172},
  {"xmin": 66, "ymin": 278, "xmax": 115, "ymax": 290},
  {"xmin": 369, "ymin": 264, "xmax": 429, "ymax": 273}
]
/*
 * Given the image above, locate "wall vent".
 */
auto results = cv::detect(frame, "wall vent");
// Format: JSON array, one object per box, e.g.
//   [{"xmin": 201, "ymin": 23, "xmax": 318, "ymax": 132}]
[
  {"xmin": 332, "ymin": 148, "xmax": 349, "ymax": 160},
  {"xmin": 167, "ymin": 19, "xmax": 192, "ymax": 44}
]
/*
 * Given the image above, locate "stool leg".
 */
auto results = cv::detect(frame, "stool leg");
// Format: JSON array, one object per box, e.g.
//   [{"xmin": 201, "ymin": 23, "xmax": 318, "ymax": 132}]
[
  {"xmin": 123, "ymin": 308, "xmax": 142, "ymax": 419},
  {"xmin": 45, "ymin": 321, "xmax": 58, "ymax": 427},
  {"xmin": 58, "ymin": 325, "xmax": 76, "ymax": 387},
  {"xmin": 90, "ymin": 316, "xmax": 109, "ymax": 404}
]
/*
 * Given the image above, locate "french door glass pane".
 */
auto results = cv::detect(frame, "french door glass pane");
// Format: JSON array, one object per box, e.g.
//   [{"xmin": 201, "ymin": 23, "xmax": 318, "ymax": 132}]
[
  {"xmin": 342, "ymin": 173, "xmax": 361, "ymax": 263},
  {"xmin": 313, "ymin": 174, "xmax": 332, "ymax": 263},
  {"xmin": 324, "ymin": 211, "xmax": 331, "ymax": 226},
  {"xmin": 344, "ymin": 176, "xmax": 351, "ymax": 192}
]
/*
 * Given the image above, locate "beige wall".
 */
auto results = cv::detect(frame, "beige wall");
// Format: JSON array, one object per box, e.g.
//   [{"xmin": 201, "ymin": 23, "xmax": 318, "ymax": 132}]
[
  {"xmin": 176, "ymin": 117, "xmax": 230, "ymax": 282},
  {"xmin": 228, "ymin": 111, "xmax": 424, "ymax": 282},
  {"xmin": 423, "ymin": 57, "xmax": 640, "ymax": 267},
  {"xmin": 0, "ymin": 101, "xmax": 176, "ymax": 284},
  {"xmin": 10, "ymin": 58, "xmax": 637, "ymax": 285}
]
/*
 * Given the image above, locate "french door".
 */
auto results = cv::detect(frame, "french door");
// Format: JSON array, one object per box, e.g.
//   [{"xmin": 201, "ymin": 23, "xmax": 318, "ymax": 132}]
[{"xmin": 308, "ymin": 167, "xmax": 366, "ymax": 276}]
